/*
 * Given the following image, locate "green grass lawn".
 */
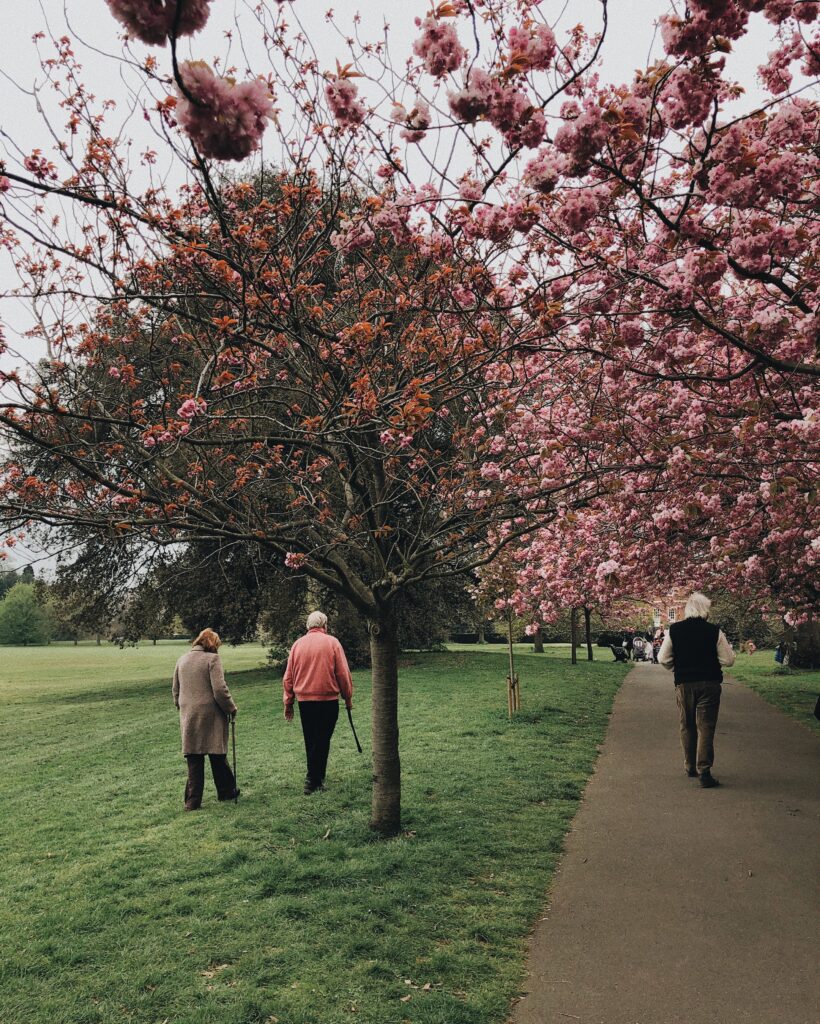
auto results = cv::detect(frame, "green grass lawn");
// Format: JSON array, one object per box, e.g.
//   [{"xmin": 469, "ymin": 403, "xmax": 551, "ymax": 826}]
[
  {"xmin": 728, "ymin": 649, "xmax": 819, "ymax": 732},
  {"xmin": 0, "ymin": 642, "xmax": 626, "ymax": 1024}
]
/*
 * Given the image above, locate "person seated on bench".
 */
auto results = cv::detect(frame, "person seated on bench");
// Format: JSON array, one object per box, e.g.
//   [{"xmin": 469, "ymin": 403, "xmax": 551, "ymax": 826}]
[{"xmin": 610, "ymin": 645, "xmax": 629, "ymax": 662}]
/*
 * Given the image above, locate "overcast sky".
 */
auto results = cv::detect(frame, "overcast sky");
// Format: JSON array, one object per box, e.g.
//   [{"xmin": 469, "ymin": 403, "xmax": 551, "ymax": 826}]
[{"xmin": 1, "ymin": 1, "xmax": 778, "ymax": 165}]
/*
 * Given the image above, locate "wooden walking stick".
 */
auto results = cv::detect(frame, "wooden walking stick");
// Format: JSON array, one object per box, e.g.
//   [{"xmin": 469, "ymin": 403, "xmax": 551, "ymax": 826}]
[{"xmin": 230, "ymin": 713, "xmax": 238, "ymax": 804}]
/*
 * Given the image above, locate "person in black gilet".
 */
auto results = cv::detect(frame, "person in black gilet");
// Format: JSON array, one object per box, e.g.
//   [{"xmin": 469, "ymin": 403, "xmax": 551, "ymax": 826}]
[{"xmin": 657, "ymin": 593, "xmax": 736, "ymax": 788}]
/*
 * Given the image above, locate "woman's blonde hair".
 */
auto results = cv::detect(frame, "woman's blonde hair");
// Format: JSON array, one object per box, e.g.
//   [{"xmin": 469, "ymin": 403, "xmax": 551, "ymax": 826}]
[{"xmin": 193, "ymin": 628, "xmax": 221, "ymax": 652}]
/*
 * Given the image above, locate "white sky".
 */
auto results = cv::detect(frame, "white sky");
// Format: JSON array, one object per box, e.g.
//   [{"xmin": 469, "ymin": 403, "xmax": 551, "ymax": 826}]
[{"xmin": 0, "ymin": 1, "xmax": 778, "ymax": 176}]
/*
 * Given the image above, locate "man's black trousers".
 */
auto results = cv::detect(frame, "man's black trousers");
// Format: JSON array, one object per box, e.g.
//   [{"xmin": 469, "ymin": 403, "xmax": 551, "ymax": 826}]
[{"xmin": 297, "ymin": 699, "xmax": 339, "ymax": 789}]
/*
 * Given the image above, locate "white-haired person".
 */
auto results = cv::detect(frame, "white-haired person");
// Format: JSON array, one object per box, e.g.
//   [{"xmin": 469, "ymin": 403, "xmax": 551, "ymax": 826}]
[
  {"xmin": 283, "ymin": 611, "xmax": 354, "ymax": 794},
  {"xmin": 658, "ymin": 593, "xmax": 735, "ymax": 788}
]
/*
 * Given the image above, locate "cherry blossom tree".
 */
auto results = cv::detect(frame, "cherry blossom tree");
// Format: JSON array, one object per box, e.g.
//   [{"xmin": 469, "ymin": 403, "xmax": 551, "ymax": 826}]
[{"xmin": 0, "ymin": 0, "xmax": 817, "ymax": 831}]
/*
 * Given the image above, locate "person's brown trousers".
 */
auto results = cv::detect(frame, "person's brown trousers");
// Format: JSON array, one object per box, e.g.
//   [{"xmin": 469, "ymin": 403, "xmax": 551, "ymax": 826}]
[
  {"xmin": 184, "ymin": 754, "xmax": 236, "ymax": 809},
  {"xmin": 675, "ymin": 681, "xmax": 722, "ymax": 774}
]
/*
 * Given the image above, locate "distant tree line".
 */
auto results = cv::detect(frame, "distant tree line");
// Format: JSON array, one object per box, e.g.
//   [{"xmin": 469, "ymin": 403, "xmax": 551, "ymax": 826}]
[{"xmin": 0, "ymin": 538, "xmax": 476, "ymax": 662}]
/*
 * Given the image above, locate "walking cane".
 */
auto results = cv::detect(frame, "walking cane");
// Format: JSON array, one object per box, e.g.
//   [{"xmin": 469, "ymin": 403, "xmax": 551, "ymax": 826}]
[
  {"xmin": 230, "ymin": 713, "xmax": 238, "ymax": 803},
  {"xmin": 346, "ymin": 705, "xmax": 363, "ymax": 754}
]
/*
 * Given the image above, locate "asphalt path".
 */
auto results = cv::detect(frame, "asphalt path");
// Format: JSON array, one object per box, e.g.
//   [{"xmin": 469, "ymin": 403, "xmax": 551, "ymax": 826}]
[{"xmin": 510, "ymin": 662, "xmax": 820, "ymax": 1024}]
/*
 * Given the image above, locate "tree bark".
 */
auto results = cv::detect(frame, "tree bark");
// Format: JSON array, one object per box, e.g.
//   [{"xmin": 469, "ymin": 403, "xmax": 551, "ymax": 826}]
[
  {"xmin": 584, "ymin": 607, "xmax": 593, "ymax": 661},
  {"xmin": 369, "ymin": 612, "xmax": 401, "ymax": 836},
  {"xmin": 532, "ymin": 625, "xmax": 544, "ymax": 654},
  {"xmin": 570, "ymin": 607, "xmax": 578, "ymax": 664}
]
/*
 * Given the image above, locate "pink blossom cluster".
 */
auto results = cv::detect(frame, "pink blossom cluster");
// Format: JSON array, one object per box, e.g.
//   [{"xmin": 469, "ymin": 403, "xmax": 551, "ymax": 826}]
[
  {"xmin": 524, "ymin": 148, "xmax": 565, "ymax": 194},
  {"xmin": 393, "ymin": 99, "xmax": 432, "ymax": 143},
  {"xmin": 105, "ymin": 0, "xmax": 212, "ymax": 46},
  {"xmin": 325, "ymin": 78, "xmax": 367, "ymax": 129},
  {"xmin": 553, "ymin": 186, "xmax": 607, "ymax": 235},
  {"xmin": 660, "ymin": 63, "xmax": 721, "ymax": 129},
  {"xmin": 143, "ymin": 427, "xmax": 185, "ymax": 448},
  {"xmin": 371, "ymin": 205, "xmax": 411, "ymax": 245},
  {"xmin": 473, "ymin": 204, "xmax": 514, "ymax": 242},
  {"xmin": 176, "ymin": 64, "xmax": 274, "ymax": 161},
  {"xmin": 177, "ymin": 397, "xmax": 207, "ymax": 419},
  {"xmin": 330, "ymin": 218, "xmax": 376, "ymax": 253},
  {"xmin": 759, "ymin": 32, "xmax": 805, "ymax": 93},
  {"xmin": 0, "ymin": 176, "xmax": 9, "ymax": 193},
  {"xmin": 23, "ymin": 152, "xmax": 58, "ymax": 180},
  {"xmin": 489, "ymin": 88, "xmax": 546, "ymax": 148},
  {"xmin": 660, "ymin": 2, "xmax": 749, "ymax": 59},
  {"xmin": 458, "ymin": 176, "xmax": 483, "ymax": 201},
  {"xmin": 553, "ymin": 101, "xmax": 609, "ymax": 176},
  {"xmin": 447, "ymin": 72, "xmax": 545, "ymax": 148},
  {"xmin": 412, "ymin": 16, "xmax": 466, "ymax": 78},
  {"xmin": 661, "ymin": 0, "xmax": 817, "ymax": 60},
  {"xmin": 284, "ymin": 552, "xmax": 307, "ymax": 569},
  {"xmin": 507, "ymin": 22, "xmax": 556, "ymax": 71},
  {"xmin": 447, "ymin": 68, "xmax": 494, "ymax": 122}
]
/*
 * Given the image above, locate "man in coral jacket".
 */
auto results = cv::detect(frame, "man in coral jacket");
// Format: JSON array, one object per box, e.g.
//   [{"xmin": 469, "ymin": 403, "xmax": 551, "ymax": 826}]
[{"xmin": 283, "ymin": 611, "xmax": 354, "ymax": 794}]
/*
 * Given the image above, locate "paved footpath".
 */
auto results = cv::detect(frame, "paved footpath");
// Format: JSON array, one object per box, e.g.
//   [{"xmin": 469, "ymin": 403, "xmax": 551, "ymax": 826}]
[{"xmin": 510, "ymin": 663, "xmax": 820, "ymax": 1024}]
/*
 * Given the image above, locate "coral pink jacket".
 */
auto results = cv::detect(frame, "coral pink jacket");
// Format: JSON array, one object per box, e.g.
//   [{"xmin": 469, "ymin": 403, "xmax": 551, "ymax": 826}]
[{"xmin": 283, "ymin": 628, "xmax": 354, "ymax": 707}]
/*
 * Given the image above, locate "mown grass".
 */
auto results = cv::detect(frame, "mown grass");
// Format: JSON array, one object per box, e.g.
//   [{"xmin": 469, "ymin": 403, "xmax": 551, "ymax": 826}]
[
  {"xmin": 728, "ymin": 649, "xmax": 819, "ymax": 732},
  {"xmin": 0, "ymin": 643, "xmax": 626, "ymax": 1024}
]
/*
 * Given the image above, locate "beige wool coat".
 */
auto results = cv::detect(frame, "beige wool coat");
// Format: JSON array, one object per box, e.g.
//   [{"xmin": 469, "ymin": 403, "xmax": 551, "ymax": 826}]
[{"xmin": 172, "ymin": 645, "xmax": 237, "ymax": 756}]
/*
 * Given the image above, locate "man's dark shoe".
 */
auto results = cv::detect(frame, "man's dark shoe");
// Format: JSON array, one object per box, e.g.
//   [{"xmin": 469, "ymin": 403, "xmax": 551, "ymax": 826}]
[
  {"xmin": 699, "ymin": 771, "xmax": 720, "ymax": 788},
  {"xmin": 686, "ymin": 768, "xmax": 698, "ymax": 778},
  {"xmin": 218, "ymin": 788, "xmax": 240, "ymax": 801}
]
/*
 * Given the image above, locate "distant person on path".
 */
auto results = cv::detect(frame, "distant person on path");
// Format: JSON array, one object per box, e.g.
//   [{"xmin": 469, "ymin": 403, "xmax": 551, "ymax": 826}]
[
  {"xmin": 283, "ymin": 611, "xmax": 354, "ymax": 795},
  {"xmin": 172, "ymin": 628, "xmax": 239, "ymax": 810},
  {"xmin": 658, "ymin": 593, "xmax": 735, "ymax": 789},
  {"xmin": 652, "ymin": 627, "xmax": 665, "ymax": 663}
]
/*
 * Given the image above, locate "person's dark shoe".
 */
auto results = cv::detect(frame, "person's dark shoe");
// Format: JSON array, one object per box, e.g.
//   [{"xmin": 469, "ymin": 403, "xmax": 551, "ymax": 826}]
[
  {"xmin": 699, "ymin": 771, "xmax": 720, "ymax": 788},
  {"xmin": 218, "ymin": 789, "xmax": 240, "ymax": 801},
  {"xmin": 686, "ymin": 768, "xmax": 698, "ymax": 778},
  {"xmin": 184, "ymin": 804, "xmax": 201, "ymax": 811}
]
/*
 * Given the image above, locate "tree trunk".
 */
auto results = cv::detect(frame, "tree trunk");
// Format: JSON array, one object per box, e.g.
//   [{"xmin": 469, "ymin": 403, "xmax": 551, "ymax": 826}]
[
  {"xmin": 369, "ymin": 613, "xmax": 401, "ymax": 836},
  {"xmin": 532, "ymin": 625, "xmax": 544, "ymax": 654},
  {"xmin": 152, "ymin": 637, "xmax": 157, "ymax": 645},
  {"xmin": 96, "ymin": 635, "xmax": 101, "ymax": 645},
  {"xmin": 584, "ymin": 607, "xmax": 593, "ymax": 661},
  {"xmin": 570, "ymin": 607, "xmax": 578, "ymax": 664},
  {"xmin": 477, "ymin": 620, "xmax": 486, "ymax": 644},
  {"xmin": 73, "ymin": 638, "xmax": 78, "ymax": 646}
]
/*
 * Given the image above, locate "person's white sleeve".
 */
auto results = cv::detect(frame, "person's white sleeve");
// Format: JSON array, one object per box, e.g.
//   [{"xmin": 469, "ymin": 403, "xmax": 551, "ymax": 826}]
[
  {"xmin": 717, "ymin": 630, "xmax": 736, "ymax": 667},
  {"xmin": 658, "ymin": 633, "xmax": 674, "ymax": 670}
]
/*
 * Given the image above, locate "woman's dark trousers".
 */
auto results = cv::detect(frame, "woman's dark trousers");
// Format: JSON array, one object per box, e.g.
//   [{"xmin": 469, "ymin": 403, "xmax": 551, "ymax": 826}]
[
  {"xmin": 298, "ymin": 700, "xmax": 339, "ymax": 791},
  {"xmin": 184, "ymin": 754, "xmax": 236, "ymax": 809}
]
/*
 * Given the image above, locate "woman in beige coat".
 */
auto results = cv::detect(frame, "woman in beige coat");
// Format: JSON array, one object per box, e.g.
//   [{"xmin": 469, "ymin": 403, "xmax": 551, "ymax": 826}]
[{"xmin": 172, "ymin": 629, "xmax": 239, "ymax": 810}]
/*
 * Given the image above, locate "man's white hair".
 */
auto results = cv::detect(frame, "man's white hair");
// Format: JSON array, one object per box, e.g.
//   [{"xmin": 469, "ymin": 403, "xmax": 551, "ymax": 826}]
[
  {"xmin": 306, "ymin": 610, "xmax": 328, "ymax": 630},
  {"xmin": 684, "ymin": 592, "xmax": 711, "ymax": 619}
]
